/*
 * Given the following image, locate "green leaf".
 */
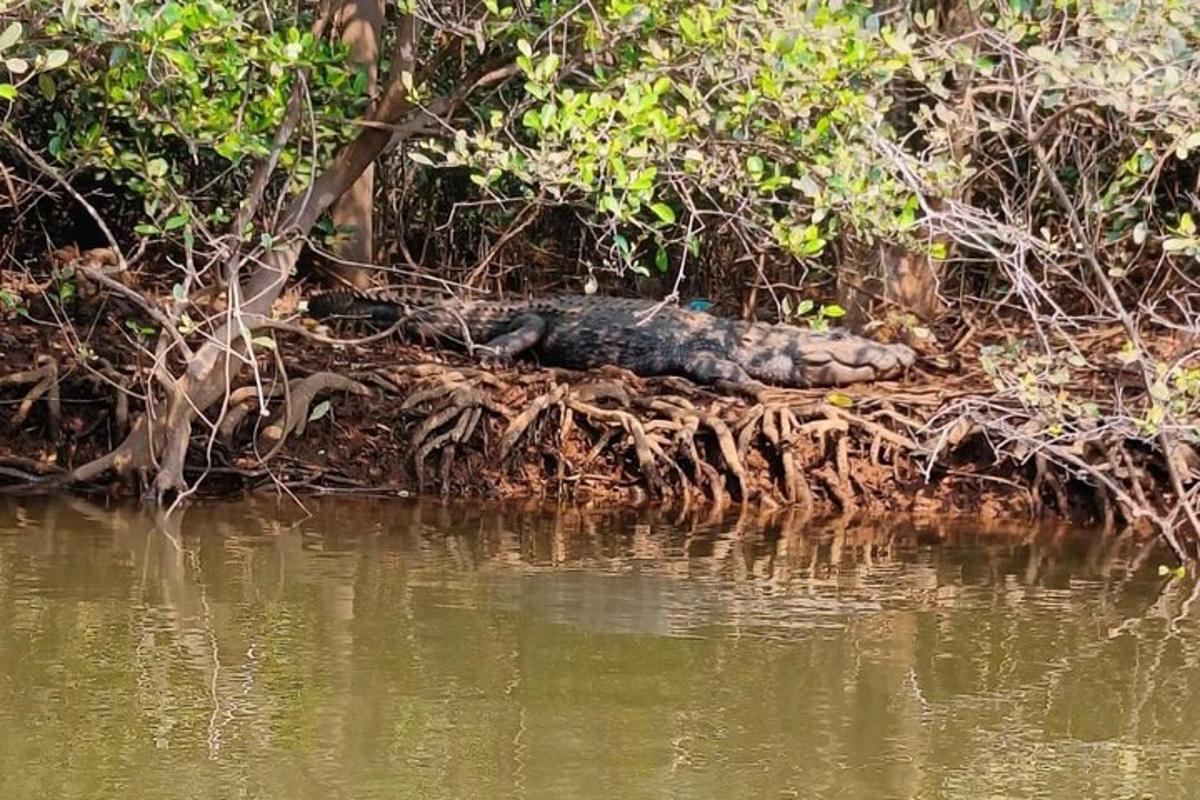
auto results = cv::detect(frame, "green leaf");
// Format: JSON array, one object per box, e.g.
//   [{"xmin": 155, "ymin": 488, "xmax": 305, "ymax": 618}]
[
  {"xmin": 164, "ymin": 213, "xmax": 189, "ymax": 231},
  {"xmin": 821, "ymin": 304, "xmax": 846, "ymax": 318},
  {"xmin": 42, "ymin": 49, "xmax": 69, "ymax": 71},
  {"xmin": 613, "ymin": 233, "xmax": 631, "ymax": 258},
  {"xmin": 629, "ymin": 166, "xmax": 656, "ymax": 192},
  {"xmin": 1158, "ymin": 564, "xmax": 1187, "ymax": 580},
  {"xmin": 649, "ymin": 203, "xmax": 675, "ymax": 224},
  {"xmin": 37, "ymin": 73, "xmax": 55, "ymax": 100},
  {"xmin": 134, "ymin": 223, "xmax": 160, "ymax": 235},
  {"xmin": 308, "ymin": 400, "xmax": 332, "ymax": 422},
  {"xmin": 679, "ymin": 15, "xmax": 698, "ymax": 42},
  {"xmin": 746, "ymin": 155, "xmax": 764, "ymax": 174},
  {"xmin": 826, "ymin": 391, "xmax": 853, "ymax": 408},
  {"xmin": 0, "ymin": 22, "xmax": 21, "ymax": 53},
  {"xmin": 1180, "ymin": 212, "xmax": 1196, "ymax": 236},
  {"xmin": 655, "ymin": 246, "xmax": 668, "ymax": 273},
  {"xmin": 0, "ymin": 83, "xmax": 16, "ymax": 101}
]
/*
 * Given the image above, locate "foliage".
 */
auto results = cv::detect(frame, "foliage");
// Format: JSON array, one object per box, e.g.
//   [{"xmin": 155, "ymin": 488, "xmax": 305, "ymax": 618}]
[
  {"xmin": 0, "ymin": 17, "xmax": 70, "ymax": 102},
  {"xmin": 432, "ymin": 0, "xmax": 960, "ymax": 279},
  {"xmin": 924, "ymin": 0, "xmax": 1200, "ymax": 286},
  {"xmin": 2, "ymin": 0, "xmax": 366, "ymax": 241}
]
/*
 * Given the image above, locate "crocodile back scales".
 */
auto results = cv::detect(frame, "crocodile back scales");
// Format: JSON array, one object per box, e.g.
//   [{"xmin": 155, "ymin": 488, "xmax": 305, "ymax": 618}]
[{"xmin": 307, "ymin": 289, "xmax": 916, "ymax": 387}]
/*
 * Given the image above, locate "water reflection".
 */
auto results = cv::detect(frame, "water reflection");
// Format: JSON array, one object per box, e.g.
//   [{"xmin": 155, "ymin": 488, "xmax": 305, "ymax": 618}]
[{"xmin": 0, "ymin": 497, "xmax": 1197, "ymax": 800}]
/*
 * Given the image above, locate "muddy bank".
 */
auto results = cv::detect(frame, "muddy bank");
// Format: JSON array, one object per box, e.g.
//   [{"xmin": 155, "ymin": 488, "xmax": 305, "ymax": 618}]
[{"xmin": 1, "ymin": 305, "xmax": 1113, "ymax": 527}]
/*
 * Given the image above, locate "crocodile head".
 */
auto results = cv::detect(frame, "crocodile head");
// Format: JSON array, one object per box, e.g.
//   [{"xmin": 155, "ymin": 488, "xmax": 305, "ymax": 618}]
[
  {"xmin": 798, "ymin": 336, "xmax": 917, "ymax": 385},
  {"xmin": 742, "ymin": 328, "xmax": 918, "ymax": 387}
]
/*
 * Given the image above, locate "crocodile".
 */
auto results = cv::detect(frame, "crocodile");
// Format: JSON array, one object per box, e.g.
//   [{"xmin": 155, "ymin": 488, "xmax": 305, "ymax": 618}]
[{"xmin": 307, "ymin": 289, "xmax": 916, "ymax": 388}]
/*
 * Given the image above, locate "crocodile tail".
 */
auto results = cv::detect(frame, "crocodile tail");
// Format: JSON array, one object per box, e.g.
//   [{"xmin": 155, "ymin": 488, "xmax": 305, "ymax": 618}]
[{"xmin": 308, "ymin": 290, "xmax": 404, "ymax": 323}]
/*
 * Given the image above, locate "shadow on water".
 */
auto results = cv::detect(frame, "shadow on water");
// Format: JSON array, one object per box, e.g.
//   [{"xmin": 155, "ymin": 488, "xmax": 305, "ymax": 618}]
[{"xmin": 1, "ymin": 496, "xmax": 1198, "ymax": 799}]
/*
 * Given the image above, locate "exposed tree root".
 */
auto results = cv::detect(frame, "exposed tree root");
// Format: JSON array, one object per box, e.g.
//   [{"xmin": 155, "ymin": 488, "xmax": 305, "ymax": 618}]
[
  {"xmin": 354, "ymin": 361, "xmax": 935, "ymax": 511},
  {"xmin": 220, "ymin": 372, "xmax": 373, "ymax": 458},
  {"xmin": 2, "ymin": 355, "xmax": 61, "ymax": 435},
  {"xmin": 395, "ymin": 367, "xmax": 513, "ymax": 493},
  {"xmin": 2, "ymin": 333, "xmax": 1194, "ymax": 552}
]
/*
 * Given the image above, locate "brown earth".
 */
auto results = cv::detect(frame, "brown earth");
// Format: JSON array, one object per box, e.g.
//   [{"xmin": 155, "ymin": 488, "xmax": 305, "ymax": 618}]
[
  {"xmin": 0, "ymin": 291, "xmax": 1076, "ymax": 526},
  {"xmin": 9, "ymin": 240, "xmax": 1190, "ymax": 541}
]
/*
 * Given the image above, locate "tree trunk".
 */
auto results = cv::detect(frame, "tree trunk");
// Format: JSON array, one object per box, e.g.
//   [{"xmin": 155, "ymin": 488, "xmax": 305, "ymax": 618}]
[
  {"xmin": 68, "ymin": 15, "xmax": 428, "ymax": 503},
  {"xmin": 327, "ymin": 0, "xmax": 386, "ymax": 288},
  {"xmin": 838, "ymin": 1, "xmax": 975, "ymax": 330},
  {"xmin": 838, "ymin": 237, "xmax": 943, "ymax": 328}
]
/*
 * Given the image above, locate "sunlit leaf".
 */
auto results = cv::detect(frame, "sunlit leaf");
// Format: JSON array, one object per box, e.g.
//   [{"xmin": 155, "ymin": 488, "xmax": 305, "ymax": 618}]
[
  {"xmin": 826, "ymin": 391, "xmax": 853, "ymax": 408},
  {"xmin": 0, "ymin": 22, "xmax": 21, "ymax": 53},
  {"xmin": 308, "ymin": 400, "xmax": 331, "ymax": 422},
  {"xmin": 649, "ymin": 203, "xmax": 675, "ymax": 224},
  {"xmin": 43, "ymin": 49, "xmax": 69, "ymax": 70}
]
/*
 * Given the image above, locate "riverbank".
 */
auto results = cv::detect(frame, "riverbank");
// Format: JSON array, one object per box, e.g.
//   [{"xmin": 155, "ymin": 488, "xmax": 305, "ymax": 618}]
[{"xmin": 6, "ymin": 291, "xmax": 1187, "ymax": 539}]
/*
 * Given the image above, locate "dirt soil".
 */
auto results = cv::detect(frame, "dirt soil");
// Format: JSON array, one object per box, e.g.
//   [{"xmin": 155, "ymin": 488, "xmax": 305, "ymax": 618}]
[{"xmin": 0, "ymin": 290, "xmax": 1063, "ymax": 526}]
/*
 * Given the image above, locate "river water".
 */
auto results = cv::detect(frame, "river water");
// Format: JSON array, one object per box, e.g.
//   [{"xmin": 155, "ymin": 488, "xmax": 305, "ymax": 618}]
[{"xmin": 1, "ymin": 497, "xmax": 1197, "ymax": 799}]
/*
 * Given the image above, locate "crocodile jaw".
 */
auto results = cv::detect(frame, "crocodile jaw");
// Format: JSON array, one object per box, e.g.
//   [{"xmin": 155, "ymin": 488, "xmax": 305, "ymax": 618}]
[{"xmin": 736, "ymin": 329, "xmax": 917, "ymax": 387}]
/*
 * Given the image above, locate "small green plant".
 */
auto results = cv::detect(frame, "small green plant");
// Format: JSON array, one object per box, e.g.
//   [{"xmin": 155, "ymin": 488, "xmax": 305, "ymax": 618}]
[
  {"xmin": 1158, "ymin": 564, "xmax": 1188, "ymax": 580},
  {"xmin": 125, "ymin": 318, "xmax": 156, "ymax": 343},
  {"xmin": 781, "ymin": 297, "xmax": 847, "ymax": 332},
  {"xmin": 56, "ymin": 280, "xmax": 76, "ymax": 303},
  {"xmin": 0, "ymin": 288, "xmax": 26, "ymax": 317},
  {"xmin": 979, "ymin": 343, "xmax": 1103, "ymax": 434},
  {"xmin": 0, "ymin": 18, "xmax": 70, "ymax": 102},
  {"xmin": 436, "ymin": 0, "xmax": 959, "ymax": 281}
]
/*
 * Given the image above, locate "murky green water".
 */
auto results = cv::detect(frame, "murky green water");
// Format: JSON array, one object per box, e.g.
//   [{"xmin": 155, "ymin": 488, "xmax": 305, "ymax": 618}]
[{"xmin": 1, "ymin": 498, "xmax": 1198, "ymax": 799}]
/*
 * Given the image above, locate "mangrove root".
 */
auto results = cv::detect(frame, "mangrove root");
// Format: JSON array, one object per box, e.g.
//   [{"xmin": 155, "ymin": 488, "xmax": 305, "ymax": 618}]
[{"xmin": 1, "ymin": 356, "xmax": 61, "ymax": 436}]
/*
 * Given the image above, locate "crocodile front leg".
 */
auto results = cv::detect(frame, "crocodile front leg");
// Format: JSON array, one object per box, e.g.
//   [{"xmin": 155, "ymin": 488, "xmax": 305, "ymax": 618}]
[
  {"xmin": 478, "ymin": 313, "xmax": 547, "ymax": 361},
  {"xmin": 682, "ymin": 352, "xmax": 756, "ymax": 385}
]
